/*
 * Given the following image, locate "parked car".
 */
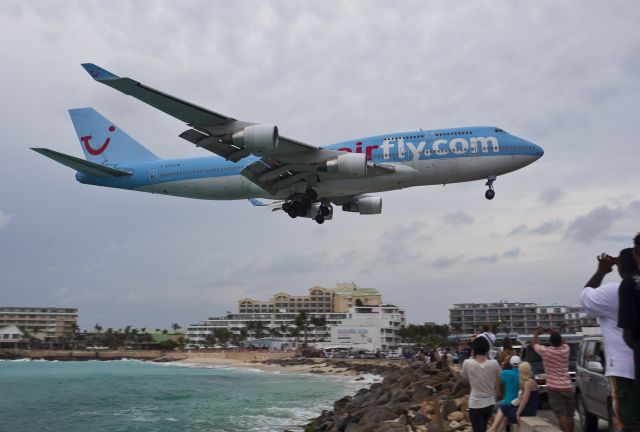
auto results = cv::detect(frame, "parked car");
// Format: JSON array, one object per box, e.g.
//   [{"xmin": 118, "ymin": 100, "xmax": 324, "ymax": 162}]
[{"xmin": 575, "ymin": 335, "xmax": 616, "ymax": 432}]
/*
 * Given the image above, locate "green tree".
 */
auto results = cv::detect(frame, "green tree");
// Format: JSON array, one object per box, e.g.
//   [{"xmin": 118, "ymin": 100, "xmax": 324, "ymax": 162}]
[
  {"xmin": 213, "ymin": 328, "xmax": 232, "ymax": 347},
  {"xmin": 295, "ymin": 311, "xmax": 310, "ymax": 347},
  {"xmin": 205, "ymin": 332, "xmax": 216, "ymax": 347},
  {"xmin": 171, "ymin": 323, "xmax": 181, "ymax": 332},
  {"xmin": 310, "ymin": 316, "xmax": 327, "ymax": 341}
]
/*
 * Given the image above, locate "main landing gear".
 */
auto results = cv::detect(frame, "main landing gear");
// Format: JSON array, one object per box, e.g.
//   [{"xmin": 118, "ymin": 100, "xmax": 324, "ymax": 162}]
[
  {"xmin": 281, "ymin": 189, "xmax": 332, "ymax": 224},
  {"xmin": 485, "ymin": 175, "xmax": 496, "ymax": 200}
]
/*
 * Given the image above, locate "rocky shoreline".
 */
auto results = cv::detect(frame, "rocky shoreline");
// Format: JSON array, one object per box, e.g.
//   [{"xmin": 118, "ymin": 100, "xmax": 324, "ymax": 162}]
[{"xmin": 272, "ymin": 359, "xmax": 471, "ymax": 432}]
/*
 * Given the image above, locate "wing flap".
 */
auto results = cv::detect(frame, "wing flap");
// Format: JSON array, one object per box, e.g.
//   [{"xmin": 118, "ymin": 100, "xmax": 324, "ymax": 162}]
[{"xmin": 32, "ymin": 148, "xmax": 133, "ymax": 178}]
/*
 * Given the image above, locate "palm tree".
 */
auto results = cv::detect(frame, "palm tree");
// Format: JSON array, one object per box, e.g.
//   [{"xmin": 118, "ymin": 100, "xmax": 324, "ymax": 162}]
[
  {"xmin": 205, "ymin": 332, "xmax": 216, "ymax": 347},
  {"xmin": 295, "ymin": 311, "xmax": 310, "ymax": 347},
  {"xmin": 246, "ymin": 321, "xmax": 267, "ymax": 340},
  {"xmin": 94, "ymin": 323, "xmax": 103, "ymax": 332},
  {"xmin": 171, "ymin": 323, "xmax": 181, "ymax": 332},
  {"xmin": 310, "ymin": 316, "xmax": 327, "ymax": 341},
  {"xmin": 214, "ymin": 328, "xmax": 232, "ymax": 347}
]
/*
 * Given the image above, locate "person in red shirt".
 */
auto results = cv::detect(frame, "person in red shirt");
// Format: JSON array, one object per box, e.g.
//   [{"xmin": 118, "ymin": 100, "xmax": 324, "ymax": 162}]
[{"xmin": 532, "ymin": 326, "xmax": 574, "ymax": 432}]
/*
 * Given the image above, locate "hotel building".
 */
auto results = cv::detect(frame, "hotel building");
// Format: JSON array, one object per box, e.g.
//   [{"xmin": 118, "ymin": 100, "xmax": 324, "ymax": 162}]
[
  {"xmin": 187, "ymin": 283, "xmax": 404, "ymax": 351},
  {"xmin": 0, "ymin": 306, "xmax": 78, "ymax": 340},
  {"xmin": 237, "ymin": 283, "xmax": 381, "ymax": 314},
  {"xmin": 449, "ymin": 302, "xmax": 597, "ymax": 335}
]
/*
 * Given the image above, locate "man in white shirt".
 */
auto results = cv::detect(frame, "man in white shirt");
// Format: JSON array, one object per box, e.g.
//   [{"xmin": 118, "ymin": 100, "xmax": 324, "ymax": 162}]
[
  {"xmin": 461, "ymin": 336, "xmax": 501, "ymax": 432},
  {"xmin": 581, "ymin": 248, "xmax": 637, "ymax": 431},
  {"xmin": 476, "ymin": 324, "xmax": 497, "ymax": 360}
]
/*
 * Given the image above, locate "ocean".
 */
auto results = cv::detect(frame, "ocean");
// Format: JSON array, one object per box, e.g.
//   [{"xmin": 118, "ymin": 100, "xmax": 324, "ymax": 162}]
[{"xmin": 0, "ymin": 359, "xmax": 372, "ymax": 432}]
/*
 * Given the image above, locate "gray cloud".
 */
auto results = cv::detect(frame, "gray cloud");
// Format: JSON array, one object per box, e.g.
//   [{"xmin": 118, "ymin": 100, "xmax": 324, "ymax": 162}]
[
  {"xmin": 509, "ymin": 224, "xmax": 528, "ymax": 236},
  {"xmin": 375, "ymin": 221, "xmax": 430, "ymax": 266},
  {"xmin": 538, "ymin": 188, "xmax": 566, "ymax": 205},
  {"xmin": 502, "ymin": 248, "xmax": 521, "ymax": 259},
  {"xmin": 443, "ymin": 211, "xmax": 475, "ymax": 226},
  {"xmin": 471, "ymin": 247, "xmax": 520, "ymax": 263},
  {"xmin": 0, "ymin": 211, "xmax": 10, "ymax": 230},
  {"xmin": 2, "ymin": 2, "xmax": 640, "ymax": 328},
  {"xmin": 530, "ymin": 219, "xmax": 565, "ymax": 236},
  {"xmin": 431, "ymin": 255, "xmax": 465, "ymax": 269},
  {"xmin": 565, "ymin": 206, "xmax": 623, "ymax": 242}
]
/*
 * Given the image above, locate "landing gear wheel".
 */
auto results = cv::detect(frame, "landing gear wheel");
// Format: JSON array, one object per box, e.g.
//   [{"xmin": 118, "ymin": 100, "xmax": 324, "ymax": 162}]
[
  {"xmin": 485, "ymin": 175, "xmax": 497, "ymax": 200},
  {"xmin": 320, "ymin": 205, "xmax": 331, "ymax": 216},
  {"xmin": 282, "ymin": 202, "xmax": 291, "ymax": 213},
  {"xmin": 314, "ymin": 215, "xmax": 325, "ymax": 224}
]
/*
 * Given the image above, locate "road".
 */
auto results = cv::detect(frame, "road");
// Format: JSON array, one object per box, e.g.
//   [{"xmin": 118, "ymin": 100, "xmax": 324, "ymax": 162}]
[{"xmin": 538, "ymin": 410, "xmax": 609, "ymax": 432}]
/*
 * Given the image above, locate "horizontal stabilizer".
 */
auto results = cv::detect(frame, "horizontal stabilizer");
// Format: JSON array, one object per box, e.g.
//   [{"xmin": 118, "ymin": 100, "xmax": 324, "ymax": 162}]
[{"xmin": 32, "ymin": 148, "xmax": 133, "ymax": 178}]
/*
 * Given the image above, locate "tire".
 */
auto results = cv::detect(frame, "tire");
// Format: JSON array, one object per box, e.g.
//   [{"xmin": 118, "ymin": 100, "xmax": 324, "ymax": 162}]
[
  {"xmin": 314, "ymin": 215, "xmax": 325, "ymax": 224},
  {"xmin": 485, "ymin": 189, "xmax": 495, "ymax": 200},
  {"xmin": 577, "ymin": 393, "xmax": 598, "ymax": 432}
]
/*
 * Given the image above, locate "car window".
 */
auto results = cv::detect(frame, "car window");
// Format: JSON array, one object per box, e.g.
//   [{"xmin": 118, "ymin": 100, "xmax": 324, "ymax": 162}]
[
  {"xmin": 594, "ymin": 341, "xmax": 605, "ymax": 373},
  {"xmin": 582, "ymin": 341, "xmax": 596, "ymax": 364}
]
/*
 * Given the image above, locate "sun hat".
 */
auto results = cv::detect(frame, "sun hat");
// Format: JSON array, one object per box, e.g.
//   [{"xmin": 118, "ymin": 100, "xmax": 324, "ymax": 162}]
[{"xmin": 509, "ymin": 355, "xmax": 522, "ymax": 366}]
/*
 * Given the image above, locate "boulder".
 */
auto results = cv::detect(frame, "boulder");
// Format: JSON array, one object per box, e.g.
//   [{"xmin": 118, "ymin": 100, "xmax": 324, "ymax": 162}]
[
  {"xmin": 419, "ymin": 400, "xmax": 434, "ymax": 415},
  {"xmin": 447, "ymin": 411, "xmax": 466, "ymax": 422},
  {"xmin": 334, "ymin": 396, "xmax": 351, "ymax": 411},
  {"xmin": 412, "ymin": 385, "xmax": 435, "ymax": 402},
  {"xmin": 359, "ymin": 407, "xmax": 397, "ymax": 424},
  {"xmin": 441, "ymin": 398, "xmax": 458, "ymax": 418},
  {"xmin": 412, "ymin": 412, "xmax": 428, "ymax": 425},
  {"xmin": 344, "ymin": 424, "xmax": 377, "ymax": 432}
]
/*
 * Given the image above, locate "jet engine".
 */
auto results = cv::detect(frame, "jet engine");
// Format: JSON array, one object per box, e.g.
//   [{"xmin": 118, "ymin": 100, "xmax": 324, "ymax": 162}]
[
  {"xmin": 223, "ymin": 125, "xmax": 279, "ymax": 152},
  {"xmin": 321, "ymin": 153, "xmax": 367, "ymax": 176},
  {"xmin": 342, "ymin": 196, "xmax": 382, "ymax": 215}
]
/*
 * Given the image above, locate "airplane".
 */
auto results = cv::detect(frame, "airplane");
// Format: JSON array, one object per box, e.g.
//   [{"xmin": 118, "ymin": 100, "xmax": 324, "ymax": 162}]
[{"xmin": 32, "ymin": 63, "xmax": 544, "ymax": 224}]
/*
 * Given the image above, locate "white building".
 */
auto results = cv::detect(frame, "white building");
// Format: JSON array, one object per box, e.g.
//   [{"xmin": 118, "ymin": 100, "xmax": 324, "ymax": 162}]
[
  {"xmin": 0, "ymin": 325, "xmax": 25, "ymax": 348},
  {"xmin": 330, "ymin": 305, "xmax": 405, "ymax": 351},
  {"xmin": 186, "ymin": 305, "xmax": 405, "ymax": 351}
]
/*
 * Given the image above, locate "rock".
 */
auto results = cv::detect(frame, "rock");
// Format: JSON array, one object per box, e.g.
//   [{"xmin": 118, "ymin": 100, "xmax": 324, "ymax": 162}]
[
  {"xmin": 441, "ymin": 398, "xmax": 458, "ymax": 418},
  {"xmin": 412, "ymin": 385, "xmax": 435, "ymax": 402},
  {"xmin": 447, "ymin": 411, "xmax": 465, "ymax": 422},
  {"xmin": 355, "ymin": 376, "xmax": 365, "ymax": 381},
  {"xmin": 419, "ymin": 400, "xmax": 434, "ymax": 415},
  {"xmin": 345, "ymin": 424, "xmax": 377, "ymax": 432},
  {"xmin": 451, "ymin": 379, "xmax": 470, "ymax": 398},
  {"xmin": 412, "ymin": 412, "xmax": 428, "ymax": 425},
  {"xmin": 359, "ymin": 407, "xmax": 397, "ymax": 424},
  {"xmin": 334, "ymin": 396, "xmax": 351, "ymax": 411}
]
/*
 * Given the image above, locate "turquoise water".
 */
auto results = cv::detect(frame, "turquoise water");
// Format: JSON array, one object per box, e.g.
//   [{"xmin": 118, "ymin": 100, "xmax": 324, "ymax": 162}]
[{"xmin": 0, "ymin": 359, "xmax": 369, "ymax": 432}]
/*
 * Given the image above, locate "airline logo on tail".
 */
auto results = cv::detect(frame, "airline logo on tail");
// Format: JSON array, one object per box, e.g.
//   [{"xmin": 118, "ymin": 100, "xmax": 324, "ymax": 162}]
[{"xmin": 80, "ymin": 125, "xmax": 115, "ymax": 155}]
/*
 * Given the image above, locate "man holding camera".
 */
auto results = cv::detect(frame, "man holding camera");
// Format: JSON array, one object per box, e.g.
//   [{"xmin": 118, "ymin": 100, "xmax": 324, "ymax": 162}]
[
  {"xmin": 532, "ymin": 326, "xmax": 574, "ymax": 432},
  {"xmin": 582, "ymin": 249, "xmax": 638, "ymax": 431}
]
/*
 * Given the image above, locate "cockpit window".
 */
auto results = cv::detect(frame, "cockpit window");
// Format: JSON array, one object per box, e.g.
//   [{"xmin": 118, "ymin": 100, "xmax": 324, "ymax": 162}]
[{"xmin": 494, "ymin": 128, "xmax": 506, "ymax": 133}]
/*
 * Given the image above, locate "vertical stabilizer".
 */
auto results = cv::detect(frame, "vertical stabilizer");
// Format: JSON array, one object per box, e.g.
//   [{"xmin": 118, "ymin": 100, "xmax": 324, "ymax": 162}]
[{"xmin": 69, "ymin": 108, "xmax": 159, "ymax": 164}]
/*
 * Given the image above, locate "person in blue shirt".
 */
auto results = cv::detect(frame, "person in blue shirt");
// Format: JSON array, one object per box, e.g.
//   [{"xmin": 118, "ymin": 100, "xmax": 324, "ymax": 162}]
[{"xmin": 488, "ymin": 355, "xmax": 521, "ymax": 432}]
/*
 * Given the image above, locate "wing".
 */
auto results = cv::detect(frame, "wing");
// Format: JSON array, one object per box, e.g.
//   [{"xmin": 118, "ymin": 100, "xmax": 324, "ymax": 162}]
[{"xmin": 81, "ymin": 63, "xmax": 394, "ymax": 195}]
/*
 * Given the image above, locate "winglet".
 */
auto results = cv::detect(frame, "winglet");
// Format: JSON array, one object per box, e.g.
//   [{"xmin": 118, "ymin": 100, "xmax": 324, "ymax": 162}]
[
  {"xmin": 81, "ymin": 63, "xmax": 118, "ymax": 80},
  {"xmin": 248, "ymin": 198, "xmax": 267, "ymax": 206}
]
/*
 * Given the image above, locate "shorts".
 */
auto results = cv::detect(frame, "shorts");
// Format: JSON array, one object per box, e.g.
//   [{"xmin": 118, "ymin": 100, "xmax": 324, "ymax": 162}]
[
  {"xmin": 548, "ymin": 390, "xmax": 576, "ymax": 418},
  {"xmin": 611, "ymin": 376, "xmax": 640, "ymax": 430}
]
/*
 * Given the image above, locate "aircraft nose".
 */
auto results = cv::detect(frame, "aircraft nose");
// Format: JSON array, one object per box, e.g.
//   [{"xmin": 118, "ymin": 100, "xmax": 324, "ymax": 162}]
[
  {"xmin": 522, "ymin": 139, "xmax": 543, "ymax": 158},
  {"xmin": 533, "ymin": 142, "xmax": 544, "ymax": 158}
]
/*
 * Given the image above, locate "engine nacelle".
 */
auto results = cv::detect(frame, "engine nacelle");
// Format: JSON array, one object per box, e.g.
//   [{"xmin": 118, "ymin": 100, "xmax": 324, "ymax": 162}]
[
  {"xmin": 342, "ymin": 196, "xmax": 382, "ymax": 215},
  {"xmin": 225, "ymin": 125, "xmax": 279, "ymax": 152},
  {"xmin": 324, "ymin": 153, "xmax": 366, "ymax": 176}
]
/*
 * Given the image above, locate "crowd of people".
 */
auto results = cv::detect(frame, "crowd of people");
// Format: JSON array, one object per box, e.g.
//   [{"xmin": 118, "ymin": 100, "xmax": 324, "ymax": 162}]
[{"xmin": 458, "ymin": 233, "xmax": 640, "ymax": 432}]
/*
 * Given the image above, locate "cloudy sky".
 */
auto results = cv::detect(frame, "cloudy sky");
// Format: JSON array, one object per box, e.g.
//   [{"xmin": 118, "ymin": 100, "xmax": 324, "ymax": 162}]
[{"xmin": 1, "ymin": 1, "xmax": 639, "ymax": 330}]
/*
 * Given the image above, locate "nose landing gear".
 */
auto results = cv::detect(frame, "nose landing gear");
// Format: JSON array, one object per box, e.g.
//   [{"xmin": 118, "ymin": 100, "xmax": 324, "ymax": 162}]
[{"xmin": 485, "ymin": 175, "xmax": 496, "ymax": 200}]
